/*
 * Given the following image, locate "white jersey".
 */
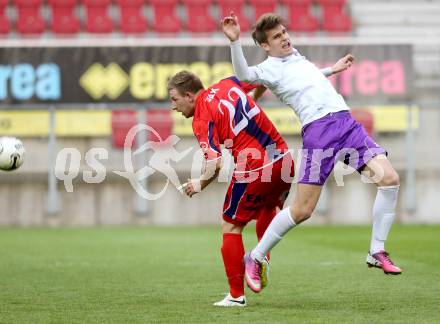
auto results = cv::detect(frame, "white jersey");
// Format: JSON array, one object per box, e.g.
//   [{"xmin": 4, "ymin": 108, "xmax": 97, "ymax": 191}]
[{"xmin": 230, "ymin": 41, "xmax": 350, "ymax": 126}]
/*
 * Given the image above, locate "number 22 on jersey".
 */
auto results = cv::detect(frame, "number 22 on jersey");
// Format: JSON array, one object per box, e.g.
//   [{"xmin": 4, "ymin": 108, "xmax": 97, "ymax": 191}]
[{"xmin": 218, "ymin": 86, "xmax": 261, "ymax": 136}]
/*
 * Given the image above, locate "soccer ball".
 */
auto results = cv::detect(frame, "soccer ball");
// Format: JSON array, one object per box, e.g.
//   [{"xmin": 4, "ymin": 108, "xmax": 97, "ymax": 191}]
[{"xmin": 0, "ymin": 137, "xmax": 25, "ymax": 171}]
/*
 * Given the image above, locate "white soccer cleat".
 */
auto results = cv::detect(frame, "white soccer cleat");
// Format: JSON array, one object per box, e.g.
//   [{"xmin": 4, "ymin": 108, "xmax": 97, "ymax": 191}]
[{"xmin": 213, "ymin": 293, "xmax": 247, "ymax": 307}]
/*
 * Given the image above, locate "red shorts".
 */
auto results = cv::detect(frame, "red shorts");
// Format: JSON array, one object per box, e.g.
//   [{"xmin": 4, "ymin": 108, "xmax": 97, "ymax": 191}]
[{"xmin": 222, "ymin": 153, "xmax": 295, "ymax": 226}]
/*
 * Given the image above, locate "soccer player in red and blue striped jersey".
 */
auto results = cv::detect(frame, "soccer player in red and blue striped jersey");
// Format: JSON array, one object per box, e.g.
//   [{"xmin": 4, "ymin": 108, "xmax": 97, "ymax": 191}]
[{"xmin": 168, "ymin": 71, "xmax": 294, "ymax": 306}]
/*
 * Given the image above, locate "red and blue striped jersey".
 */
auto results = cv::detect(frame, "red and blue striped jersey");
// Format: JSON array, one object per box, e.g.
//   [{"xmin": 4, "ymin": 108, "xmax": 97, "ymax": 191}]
[{"xmin": 192, "ymin": 77, "xmax": 288, "ymax": 171}]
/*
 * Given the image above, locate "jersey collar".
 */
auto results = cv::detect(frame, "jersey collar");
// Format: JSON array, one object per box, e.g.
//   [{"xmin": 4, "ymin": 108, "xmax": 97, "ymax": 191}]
[{"xmin": 268, "ymin": 49, "xmax": 302, "ymax": 62}]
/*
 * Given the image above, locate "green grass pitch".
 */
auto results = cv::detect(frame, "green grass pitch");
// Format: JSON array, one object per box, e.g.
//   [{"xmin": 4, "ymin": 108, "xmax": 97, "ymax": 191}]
[{"xmin": 1, "ymin": 225, "xmax": 439, "ymax": 323}]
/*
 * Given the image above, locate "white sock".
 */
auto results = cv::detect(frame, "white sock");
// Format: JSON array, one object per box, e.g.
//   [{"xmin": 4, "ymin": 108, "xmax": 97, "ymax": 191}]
[
  {"xmin": 252, "ymin": 207, "xmax": 296, "ymax": 262},
  {"xmin": 370, "ymin": 185, "xmax": 399, "ymax": 255}
]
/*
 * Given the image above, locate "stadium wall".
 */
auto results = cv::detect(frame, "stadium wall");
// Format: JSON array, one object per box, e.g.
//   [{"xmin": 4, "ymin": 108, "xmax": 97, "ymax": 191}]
[{"xmin": 0, "ymin": 106, "xmax": 439, "ymax": 227}]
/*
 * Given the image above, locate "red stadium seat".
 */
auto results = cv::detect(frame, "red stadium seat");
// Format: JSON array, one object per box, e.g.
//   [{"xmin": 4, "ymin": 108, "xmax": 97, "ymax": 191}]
[
  {"xmin": 218, "ymin": 0, "xmax": 250, "ymax": 32},
  {"xmin": 117, "ymin": 0, "xmax": 144, "ymax": 4},
  {"xmin": 14, "ymin": 0, "xmax": 42, "ymax": 5},
  {"xmin": 0, "ymin": 0, "xmax": 10, "ymax": 34},
  {"xmin": 281, "ymin": 0, "xmax": 318, "ymax": 32},
  {"xmin": 351, "ymin": 109, "xmax": 374, "ymax": 136},
  {"xmin": 150, "ymin": 0, "xmax": 181, "ymax": 33},
  {"xmin": 82, "ymin": 0, "xmax": 113, "ymax": 33},
  {"xmin": 111, "ymin": 109, "xmax": 173, "ymax": 148},
  {"xmin": 83, "ymin": 0, "xmax": 108, "ymax": 5},
  {"xmin": 49, "ymin": 0, "xmax": 76, "ymax": 4},
  {"xmin": 317, "ymin": 0, "xmax": 352, "ymax": 32},
  {"xmin": 49, "ymin": 0, "xmax": 80, "ymax": 34},
  {"xmin": 249, "ymin": 0, "xmax": 277, "ymax": 21},
  {"xmin": 14, "ymin": 0, "xmax": 45, "ymax": 34},
  {"xmin": 182, "ymin": 0, "xmax": 216, "ymax": 33},
  {"xmin": 111, "ymin": 109, "xmax": 137, "ymax": 148},
  {"xmin": 117, "ymin": 0, "xmax": 148, "ymax": 34},
  {"xmin": 146, "ymin": 109, "xmax": 173, "ymax": 142}
]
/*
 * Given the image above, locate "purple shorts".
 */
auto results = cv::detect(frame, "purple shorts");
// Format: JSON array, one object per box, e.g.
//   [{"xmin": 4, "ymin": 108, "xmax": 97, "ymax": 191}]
[{"xmin": 298, "ymin": 110, "xmax": 386, "ymax": 185}]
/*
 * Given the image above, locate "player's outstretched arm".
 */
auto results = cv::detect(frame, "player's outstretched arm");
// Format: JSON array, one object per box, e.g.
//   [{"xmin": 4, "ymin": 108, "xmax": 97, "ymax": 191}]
[
  {"xmin": 221, "ymin": 11, "xmax": 240, "ymax": 42},
  {"xmin": 320, "ymin": 54, "xmax": 354, "ymax": 77},
  {"xmin": 332, "ymin": 54, "xmax": 354, "ymax": 75},
  {"xmin": 221, "ymin": 12, "xmax": 259, "ymax": 82}
]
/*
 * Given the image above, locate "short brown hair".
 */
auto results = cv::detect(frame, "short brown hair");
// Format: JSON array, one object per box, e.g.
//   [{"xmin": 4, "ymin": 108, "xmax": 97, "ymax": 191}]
[
  {"xmin": 252, "ymin": 13, "xmax": 284, "ymax": 45},
  {"xmin": 167, "ymin": 70, "xmax": 204, "ymax": 95}
]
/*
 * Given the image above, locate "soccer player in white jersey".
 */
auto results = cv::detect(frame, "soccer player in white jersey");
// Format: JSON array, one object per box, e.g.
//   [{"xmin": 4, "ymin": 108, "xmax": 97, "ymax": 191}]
[{"xmin": 221, "ymin": 12, "xmax": 402, "ymax": 293}]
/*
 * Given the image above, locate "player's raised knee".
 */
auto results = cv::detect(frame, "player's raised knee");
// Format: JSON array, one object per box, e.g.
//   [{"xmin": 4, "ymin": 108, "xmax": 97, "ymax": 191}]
[
  {"xmin": 292, "ymin": 206, "xmax": 313, "ymax": 224},
  {"xmin": 381, "ymin": 171, "xmax": 400, "ymax": 187}
]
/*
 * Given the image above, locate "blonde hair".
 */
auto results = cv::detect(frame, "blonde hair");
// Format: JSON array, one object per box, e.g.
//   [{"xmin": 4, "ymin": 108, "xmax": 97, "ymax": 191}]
[{"xmin": 167, "ymin": 70, "xmax": 204, "ymax": 95}]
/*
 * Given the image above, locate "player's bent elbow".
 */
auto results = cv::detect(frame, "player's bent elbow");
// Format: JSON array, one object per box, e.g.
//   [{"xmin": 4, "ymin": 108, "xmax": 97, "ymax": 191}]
[
  {"xmin": 235, "ymin": 71, "xmax": 253, "ymax": 83},
  {"xmin": 235, "ymin": 74, "xmax": 247, "ymax": 82}
]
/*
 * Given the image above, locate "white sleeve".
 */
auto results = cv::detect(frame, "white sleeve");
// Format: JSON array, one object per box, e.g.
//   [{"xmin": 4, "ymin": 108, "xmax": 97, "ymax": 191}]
[
  {"xmin": 320, "ymin": 67, "xmax": 333, "ymax": 77},
  {"xmin": 230, "ymin": 40, "xmax": 260, "ymax": 83}
]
